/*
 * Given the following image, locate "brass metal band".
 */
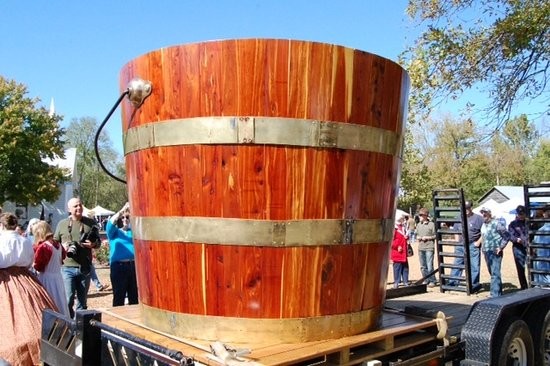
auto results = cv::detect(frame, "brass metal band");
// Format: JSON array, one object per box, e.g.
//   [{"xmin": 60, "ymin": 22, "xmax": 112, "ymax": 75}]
[
  {"xmin": 141, "ymin": 303, "xmax": 382, "ymax": 343},
  {"xmin": 123, "ymin": 116, "xmax": 399, "ymax": 155},
  {"xmin": 132, "ymin": 217, "xmax": 394, "ymax": 246}
]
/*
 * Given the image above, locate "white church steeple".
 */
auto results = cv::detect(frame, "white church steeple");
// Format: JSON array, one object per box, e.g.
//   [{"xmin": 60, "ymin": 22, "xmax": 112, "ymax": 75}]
[{"xmin": 48, "ymin": 97, "xmax": 55, "ymax": 117}]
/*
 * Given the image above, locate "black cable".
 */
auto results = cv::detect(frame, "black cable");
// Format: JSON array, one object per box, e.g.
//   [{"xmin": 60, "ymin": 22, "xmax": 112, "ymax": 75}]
[{"xmin": 94, "ymin": 90, "xmax": 129, "ymax": 184}]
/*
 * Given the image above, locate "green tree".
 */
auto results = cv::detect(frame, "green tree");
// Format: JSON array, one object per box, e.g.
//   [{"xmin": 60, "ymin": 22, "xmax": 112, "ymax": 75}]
[
  {"xmin": 488, "ymin": 114, "xmax": 539, "ymax": 184},
  {"xmin": 398, "ymin": 129, "xmax": 432, "ymax": 211},
  {"xmin": 489, "ymin": 133, "xmax": 516, "ymax": 185},
  {"xmin": 501, "ymin": 114, "xmax": 540, "ymax": 155},
  {"xmin": 460, "ymin": 157, "xmax": 494, "ymax": 201},
  {"xmin": 0, "ymin": 76, "xmax": 67, "ymax": 205},
  {"xmin": 527, "ymin": 139, "xmax": 550, "ymax": 183},
  {"xmin": 402, "ymin": 0, "xmax": 550, "ymax": 125},
  {"xmin": 417, "ymin": 116, "xmax": 494, "ymax": 201},
  {"xmin": 424, "ymin": 117, "xmax": 478, "ymax": 188},
  {"xmin": 64, "ymin": 117, "xmax": 127, "ymax": 210}
]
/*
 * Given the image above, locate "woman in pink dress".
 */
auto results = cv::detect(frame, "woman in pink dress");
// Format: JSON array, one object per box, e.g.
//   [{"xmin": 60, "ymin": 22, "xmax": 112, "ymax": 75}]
[{"xmin": 0, "ymin": 213, "xmax": 57, "ymax": 365}]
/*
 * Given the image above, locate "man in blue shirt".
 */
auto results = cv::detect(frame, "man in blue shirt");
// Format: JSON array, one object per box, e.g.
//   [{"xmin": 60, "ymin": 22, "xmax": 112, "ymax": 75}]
[
  {"xmin": 533, "ymin": 206, "xmax": 550, "ymax": 285},
  {"xmin": 106, "ymin": 202, "xmax": 138, "ymax": 306},
  {"xmin": 450, "ymin": 201, "xmax": 484, "ymax": 292}
]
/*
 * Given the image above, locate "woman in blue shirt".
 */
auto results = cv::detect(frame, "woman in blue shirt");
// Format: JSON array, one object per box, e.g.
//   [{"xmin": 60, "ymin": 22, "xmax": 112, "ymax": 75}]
[{"xmin": 106, "ymin": 202, "xmax": 138, "ymax": 306}]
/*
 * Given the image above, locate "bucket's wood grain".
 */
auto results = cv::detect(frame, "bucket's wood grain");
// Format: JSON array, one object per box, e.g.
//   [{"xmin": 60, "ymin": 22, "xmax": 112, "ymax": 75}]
[{"xmin": 120, "ymin": 39, "xmax": 409, "ymax": 342}]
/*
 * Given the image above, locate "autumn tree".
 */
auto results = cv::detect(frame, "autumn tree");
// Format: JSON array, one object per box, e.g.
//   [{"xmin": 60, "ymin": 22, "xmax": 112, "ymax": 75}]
[
  {"xmin": 399, "ymin": 0, "xmax": 550, "ymax": 205},
  {"xmin": 405, "ymin": 115, "xmax": 496, "ymax": 201},
  {"xmin": 402, "ymin": 0, "xmax": 550, "ymax": 125},
  {"xmin": 423, "ymin": 116, "xmax": 494, "ymax": 199},
  {"xmin": 0, "ymin": 76, "xmax": 67, "ymax": 205},
  {"xmin": 398, "ymin": 129, "xmax": 432, "ymax": 210},
  {"xmin": 489, "ymin": 114, "xmax": 540, "ymax": 184},
  {"xmin": 402, "ymin": 112, "xmax": 547, "ymax": 204},
  {"xmin": 501, "ymin": 114, "xmax": 540, "ymax": 155},
  {"xmin": 488, "ymin": 133, "xmax": 514, "ymax": 185},
  {"xmin": 64, "ymin": 117, "xmax": 127, "ymax": 210}
]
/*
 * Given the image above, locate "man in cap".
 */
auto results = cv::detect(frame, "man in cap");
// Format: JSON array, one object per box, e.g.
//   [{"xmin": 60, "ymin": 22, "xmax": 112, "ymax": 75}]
[
  {"xmin": 508, "ymin": 205, "xmax": 529, "ymax": 289},
  {"xmin": 416, "ymin": 207, "xmax": 437, "ymax": 287},
  {"xmin": 449, "ymin": 200, "xmax": 484, "ymax": 292},
  {"xmin": 479, "ymin": 207, "xmax": 509, "ymax": 296}
]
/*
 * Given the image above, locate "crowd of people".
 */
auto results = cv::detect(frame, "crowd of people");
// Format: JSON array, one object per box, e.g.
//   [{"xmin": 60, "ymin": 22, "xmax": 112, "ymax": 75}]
[
  {"xmin": 2, "ymin": 194, "xmax": 548, "ymax": 364},
  {"xmin": 0, "ymin": 198, "xmax": 137, "ymax": 365},
  {"xmin": 391, "ymin": 203, "xmax": 550, "ymax": 296}
]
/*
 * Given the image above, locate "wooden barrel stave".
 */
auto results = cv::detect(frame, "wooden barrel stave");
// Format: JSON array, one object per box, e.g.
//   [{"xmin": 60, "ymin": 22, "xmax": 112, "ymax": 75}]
[
  {"xmin": 125, "ymin": 146, "xmax": 398, "ymax": 219},
  {"xmin": 120, "ymin": 39, "xmax": 408, "ymax": 342},
  {"xmin": 133, "ymin": 241, "xmax": 390, "ymax": 318},
  {"xmin": 120, "ymin": 40, "xmax": 406, "ymax": 128}
]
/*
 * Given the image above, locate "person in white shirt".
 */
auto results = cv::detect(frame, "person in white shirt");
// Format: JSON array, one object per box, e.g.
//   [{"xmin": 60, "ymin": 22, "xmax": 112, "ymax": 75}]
[{"xmin": 0, "ymin": 212, "xmax": 57, "ymax": 365}]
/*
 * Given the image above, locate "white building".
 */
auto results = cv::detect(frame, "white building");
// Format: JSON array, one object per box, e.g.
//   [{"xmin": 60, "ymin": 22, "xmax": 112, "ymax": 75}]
[
  {"xmin": 475, "ymin": 185, "xmax": 550, "ymax": 224},
  {"xmin": 2, "ymin": 148, "xmax": 78, "ymax": 229}
]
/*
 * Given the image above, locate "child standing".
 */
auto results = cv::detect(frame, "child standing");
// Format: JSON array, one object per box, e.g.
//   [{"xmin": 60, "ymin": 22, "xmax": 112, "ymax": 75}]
[
  {"xmin": 33, "ymin": 221, "xmax": 70, "ymax": 317},
  {"xmin": 391, "ymin": 215, "xmax": 410, "ymax": 288}
]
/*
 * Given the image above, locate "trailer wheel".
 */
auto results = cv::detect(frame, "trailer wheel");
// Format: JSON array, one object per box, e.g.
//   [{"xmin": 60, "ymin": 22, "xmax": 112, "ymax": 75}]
[
  {"xmin": 537, "ymin": 310, "xmax": 550, "ymax": 366},
  {"xmin": 524, "ymin": 303, "xmax": 550, "ymax": 366},
  {"xmin": 492, "ymin": 318, "xmax": 534, "ymax": 366}
]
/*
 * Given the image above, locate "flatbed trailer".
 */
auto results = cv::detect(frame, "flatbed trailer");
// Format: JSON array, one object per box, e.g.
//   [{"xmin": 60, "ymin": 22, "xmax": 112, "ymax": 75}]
[
  {"xmin": 40, "ymin": 185, "xmax": 550, "ymax": 365},
  {"xmin": 40, "ymin": 286, "xmax": 550, "ymax": 365}
]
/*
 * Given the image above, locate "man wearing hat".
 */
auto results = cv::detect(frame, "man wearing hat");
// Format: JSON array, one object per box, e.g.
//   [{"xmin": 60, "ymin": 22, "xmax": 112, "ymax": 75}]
[
  {"xmin": 508, "ymin": 205, "xmax": 529, "ymax": 289},
  {"xmin": 416, "ymin": 207, "xmax": 437, "ymax": 287},
  {"xmin": 479, "ymin": 207, "xmax": 509, "ymax": 296}
]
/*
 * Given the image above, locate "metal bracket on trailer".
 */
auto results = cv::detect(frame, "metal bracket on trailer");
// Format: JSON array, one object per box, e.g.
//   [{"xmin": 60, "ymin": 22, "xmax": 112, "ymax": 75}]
[
  {"xmin": 403, "ymin": 306, "xmax": 449, "ymax": 342},
  {"xmin": 41, "ymin": 309, "xmax": 194, "ymax": 366}
]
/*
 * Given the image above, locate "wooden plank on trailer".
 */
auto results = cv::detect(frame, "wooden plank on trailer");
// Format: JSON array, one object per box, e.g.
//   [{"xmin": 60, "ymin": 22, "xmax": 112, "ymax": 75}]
[{"xmin": 100, "ymin": 306, "xmax": 443, "ymax": 366}]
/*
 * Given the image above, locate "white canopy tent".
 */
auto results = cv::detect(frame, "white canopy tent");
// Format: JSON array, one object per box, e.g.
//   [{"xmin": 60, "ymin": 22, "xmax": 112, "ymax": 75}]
[
  {"xmin": 82, "ymin": 205, "xmax": 91, "ymax": 217},
  {"xmin": 83, "ymin": 205, "xmax": 115, "ymax": 218},
  {"xmin": 89, "ymin": 205, "xmax": 115, "ymax": 216}
]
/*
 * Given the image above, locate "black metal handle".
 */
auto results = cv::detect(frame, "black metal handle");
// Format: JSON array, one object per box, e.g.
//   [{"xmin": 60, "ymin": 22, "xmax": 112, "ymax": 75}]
[
  {"xmin": 94, "ymin": 90, "xmax": 130, "ymax": 184},
  {"xmin": 94, "ymin": 78, "xmax": 152, "ymax": 184}
]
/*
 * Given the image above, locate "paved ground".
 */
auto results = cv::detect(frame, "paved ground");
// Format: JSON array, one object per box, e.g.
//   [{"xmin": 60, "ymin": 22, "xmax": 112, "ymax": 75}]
[{"xmin": 87, "ymin": 243, "xmax": 523, "ymax": 309}]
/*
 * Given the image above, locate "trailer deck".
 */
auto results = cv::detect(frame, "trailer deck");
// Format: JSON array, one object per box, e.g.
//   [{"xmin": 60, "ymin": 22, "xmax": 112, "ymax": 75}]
[
  {"xmin": 385, "ymin": 289, "xmax": 485, "ymax": 338},
  {"xmin": 94, "ymin": 288, "xmax": 483, "ymax": 365}
]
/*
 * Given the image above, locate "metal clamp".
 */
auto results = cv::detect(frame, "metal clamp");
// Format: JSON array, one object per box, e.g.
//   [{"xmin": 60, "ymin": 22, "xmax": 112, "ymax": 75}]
[
  {"xmin": 210, "ymin": 341, "xmax": 251, "ymax": 364},
  {"xmin": 127, "ymin": 78, "xmax": 152, "ymax": 107}
]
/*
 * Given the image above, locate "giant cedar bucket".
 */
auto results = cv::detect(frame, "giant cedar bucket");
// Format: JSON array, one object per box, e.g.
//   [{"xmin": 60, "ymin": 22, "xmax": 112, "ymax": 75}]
[{"xmin": 120, "ymin": 39, "xmax": 409, "ymax": 343}]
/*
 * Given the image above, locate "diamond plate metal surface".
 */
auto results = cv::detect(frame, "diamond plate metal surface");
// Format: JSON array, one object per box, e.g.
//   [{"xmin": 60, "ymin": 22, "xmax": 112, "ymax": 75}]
[{"xmin": 461, "ymin": 302, "xmax": 502, "ymax": 364}]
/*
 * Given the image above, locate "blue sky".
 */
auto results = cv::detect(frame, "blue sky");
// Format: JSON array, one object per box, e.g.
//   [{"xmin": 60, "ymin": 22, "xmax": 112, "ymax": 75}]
[
  {"xmin": 2, "ymin": 1, "xmax": 546, "ymax": 157},
  {"xmin": 1, "ymin": 1, "xmax": 417, "ymax": 155}
]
